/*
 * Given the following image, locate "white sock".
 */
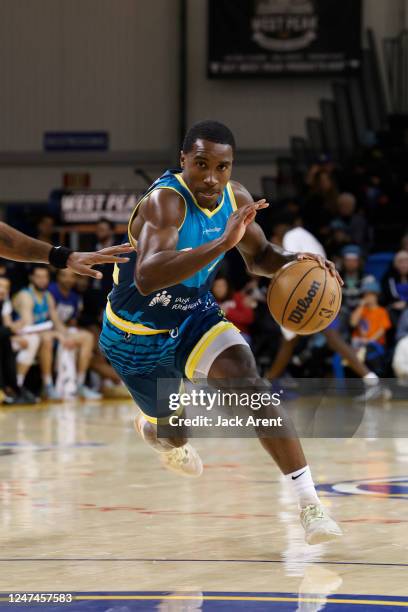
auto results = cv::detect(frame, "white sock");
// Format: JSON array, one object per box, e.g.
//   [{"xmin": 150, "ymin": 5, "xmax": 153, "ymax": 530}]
[
  {"xmin": 78, "ymin": 373, "xmax": 86, "ymax": 387},
  {"xmin": 363, "ymin": 372, "xmax": 379, "ymax": 386},
  {"xmin": 285, "ymin": 465, "xmax": 320, "ymax": 508},
  {"xmin": 43, "ymin": 375, "xmax": 52, "ymax": 387},
  {"xmin": 17, "ymin": 374, "xmax": 24, "ymax": 387}
]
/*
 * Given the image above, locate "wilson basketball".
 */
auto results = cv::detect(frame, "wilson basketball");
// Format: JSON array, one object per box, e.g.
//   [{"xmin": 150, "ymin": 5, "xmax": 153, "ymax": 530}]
[{"xmin": 267, "ymin": 259, "xmax": 342, "ymax": 335}]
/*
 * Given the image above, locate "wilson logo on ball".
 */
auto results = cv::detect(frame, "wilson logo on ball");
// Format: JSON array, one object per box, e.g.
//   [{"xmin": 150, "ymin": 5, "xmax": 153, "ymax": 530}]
[{"xmin": 287, "ymin": 280, "xmax": 321, "ymax": 324}]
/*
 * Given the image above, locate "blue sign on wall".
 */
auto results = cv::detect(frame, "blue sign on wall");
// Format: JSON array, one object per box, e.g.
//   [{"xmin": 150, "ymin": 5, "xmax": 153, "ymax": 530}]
[{"xmin": 44, "ymin": 131, "xmax": 109, "ymax": 152}]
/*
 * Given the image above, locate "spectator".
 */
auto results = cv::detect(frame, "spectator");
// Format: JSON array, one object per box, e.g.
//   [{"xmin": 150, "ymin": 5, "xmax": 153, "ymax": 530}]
[
  {"xmin": 13, "ymin": 266, "xmax": 55, "ymax": 398},
  {"xmin": 48, "ymin": 269, "xmax": 102, "ymax": 400},
  {"xmin": 212, "ymin": 276, "xmax": 256, "ymax": 344},
  {"xmin": 13, "ymin": 265, "xmax": 74, "ymax": 400},
  {"xmin": 92, "ymin": 218, "xmax": 119, "ymax": 310},
  {"xmin": 333, "ymin": 193, "xmax": 371, "ymax": 253},
  {"xmin": 36, "ymin": 215, "xmax": 56, "ymax": 244},
  {"xmin": 325, "ymin": 219, "xmax": 351, "ymax": 261},
  {"xmin": 95, "ymin": 218, "xmax": 117, "ymax": 250},
  {"xmin": 0, "ymin": 277, "xmax": 37, "ymax": 404},
  {"xmin": 302, "ymin": 169, "xmax": 338, "ymax": 239},
  {"xmin": 339, "ymin": 245, "xmax": 364, "ymax": 314},
  {"xmin": 381, "ymin": 251, "xmax": 408, "ymax": 328},
  {"xmin": 350, "ymin": 277, "xmax": 392, "ymax": 376}
]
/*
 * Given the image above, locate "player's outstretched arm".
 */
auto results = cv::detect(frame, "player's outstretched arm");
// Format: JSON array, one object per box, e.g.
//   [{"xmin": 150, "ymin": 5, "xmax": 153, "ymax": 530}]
[
  {"xmin": 133, "ymin": 189, "xmax": 266, "ymax": 295},
  {"xmin": 0, "ymin": 221, "xmax": 133, "ymax": 279},
  {"xmin": 231, "ymin": 181, "xmax": 342, "ymax": 283}
]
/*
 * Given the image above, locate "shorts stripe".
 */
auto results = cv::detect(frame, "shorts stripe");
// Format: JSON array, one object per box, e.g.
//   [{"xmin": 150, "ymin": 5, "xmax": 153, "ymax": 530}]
[
  {"xmin": 184, "ymin": 321, "xmax": 238, "ymax": 381},
  {"xmin": 106, "ymin": 301, "xmax": 169, "ymax": 335}
]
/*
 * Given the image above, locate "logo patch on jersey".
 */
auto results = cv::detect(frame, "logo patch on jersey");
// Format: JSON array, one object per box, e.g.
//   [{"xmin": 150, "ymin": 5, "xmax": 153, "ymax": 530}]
[
  {"xmin": 149, "ymin": 290, "xmax": 172, "ymax": 307},
  {"xmin": 203, "ymin": 227, "xmax": 222, "ymax": 235}
]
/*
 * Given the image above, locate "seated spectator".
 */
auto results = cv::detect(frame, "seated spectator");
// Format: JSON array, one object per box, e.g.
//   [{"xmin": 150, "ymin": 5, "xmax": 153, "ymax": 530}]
[
  {"xmin": 212, "ymin": 276, "xmax": 256, "ymax": 344},
  {"xmin": 12, "ymin": 265, "xmax": 95, "ymax": 401},
  {"xmin": 302, "ymin": 169, "xmax": 338, "ymax": 239},
  {"xmin": 350, "ymin": 277, "xmax": 392, "ymax": 376},
  {"xmin": 13, "ymin": 266, "xmax": 56, "ymax": 399},
  {"xmin": 339, "ymin": 245, "xmax": 364, "ymax": 313},
  {"xmin": 381, "ymin": 251, "xmax": 408, "ymax": 328},
  {"xmin": 333, "ymin": 193, "xmax": 371, "ymax": 253},
  {"xmin": 48, "ymin": 269, "xmax": 102, "ymax": 400},
  {"xmin": 325, "ymin": 219, "xmax": 351, "ymax": 261},
  {"xmin": 0, "ymin": 277, "xmax": 37, "ymax": 404}
]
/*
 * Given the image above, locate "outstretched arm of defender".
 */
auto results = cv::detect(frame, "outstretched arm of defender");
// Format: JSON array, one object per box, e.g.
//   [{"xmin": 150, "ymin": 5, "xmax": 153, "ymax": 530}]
[
  {"xmin": 0, "ymin": 222, "xmax": 133, "ymax": 279},
  {"xmin": 132, "ymin": 190, "xmax": 267, "ymax": 295}
]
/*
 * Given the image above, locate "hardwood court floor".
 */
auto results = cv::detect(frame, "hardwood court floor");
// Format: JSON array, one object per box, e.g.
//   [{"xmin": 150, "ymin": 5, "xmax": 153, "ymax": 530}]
[{"xmin": 0, "ymin": 399, "xmax": 407, "ymax": 610}]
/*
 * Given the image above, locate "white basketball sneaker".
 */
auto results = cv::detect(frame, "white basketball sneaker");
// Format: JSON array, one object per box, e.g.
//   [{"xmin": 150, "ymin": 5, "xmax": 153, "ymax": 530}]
[
  {"xmin": 300, "ymin": 504, "xmax": 343, "ymax": 545},
  {"xmin": 134, "ymin": 413, "xmax": 203, "ymax": 477},
  {"xmin": 160, "ymin": 444, "xmax": 203, "ymax": 478}
]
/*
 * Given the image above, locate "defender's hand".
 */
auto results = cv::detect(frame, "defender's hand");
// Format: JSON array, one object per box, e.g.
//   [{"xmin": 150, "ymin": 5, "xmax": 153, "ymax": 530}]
[{"xmin": 67, "ymin": 243, "xmax": 134, "ymax": 279}]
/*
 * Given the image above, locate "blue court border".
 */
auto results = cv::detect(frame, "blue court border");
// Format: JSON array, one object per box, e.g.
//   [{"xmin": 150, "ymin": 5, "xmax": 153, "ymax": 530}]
[{"xmin": 0, "ymin": 592, "xmax": 407, "ymax": 610}]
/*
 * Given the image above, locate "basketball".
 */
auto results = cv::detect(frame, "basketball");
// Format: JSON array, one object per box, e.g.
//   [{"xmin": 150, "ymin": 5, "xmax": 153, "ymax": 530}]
[{"xmin": 267, "ymin": 259, "xmax": 342, "ymax": 335}]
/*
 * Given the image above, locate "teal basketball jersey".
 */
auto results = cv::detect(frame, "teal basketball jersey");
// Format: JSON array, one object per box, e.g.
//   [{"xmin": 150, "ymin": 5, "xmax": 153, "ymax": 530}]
[
  {"xmin": 107, "ymin": 169, "xmax": 237, "ymax": 334},
  {"xmin": 21, "ymin": 287, "xmax": 50, "ymax": 324}
]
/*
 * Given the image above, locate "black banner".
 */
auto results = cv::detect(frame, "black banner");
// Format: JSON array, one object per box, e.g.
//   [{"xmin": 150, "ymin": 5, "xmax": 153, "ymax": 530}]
[{"xmin": 208, "ymin": 0, "xmax": 361, "ymax": 77}]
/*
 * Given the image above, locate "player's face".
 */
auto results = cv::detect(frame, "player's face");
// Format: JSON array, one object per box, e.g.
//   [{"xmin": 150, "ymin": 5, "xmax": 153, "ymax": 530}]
[{"xmin": 180, "ymin": 139, "xmax": 233, "ymax": 209}]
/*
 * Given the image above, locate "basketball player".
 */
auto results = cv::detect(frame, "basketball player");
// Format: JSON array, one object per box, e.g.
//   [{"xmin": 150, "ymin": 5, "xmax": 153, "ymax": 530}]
[
  {"xmin": 100, "ymin": 121, "xmax": 343, "ymax": 545},
  {"xmin": 0, "ymin": 222, "xmax": 132, "ymax": 277}
]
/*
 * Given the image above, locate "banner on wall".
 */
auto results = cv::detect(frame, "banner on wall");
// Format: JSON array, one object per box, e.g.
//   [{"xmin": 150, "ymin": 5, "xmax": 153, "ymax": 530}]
[
  {"xmin": 208, "ymin": 0, "xmax": 362, "ymax": 77},
  {"xmin": 59, "ymin": 192, "xmax": 143, "ymax": 223}
]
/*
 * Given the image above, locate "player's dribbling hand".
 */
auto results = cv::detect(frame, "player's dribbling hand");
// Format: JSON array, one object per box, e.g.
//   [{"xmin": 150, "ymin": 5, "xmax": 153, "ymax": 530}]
[
  {"xmin": 296, "ymin": 252, "xmax": 344, "ymax": 286},
  {"xmin": 223, "ymin": 200, "xmax": 269, "ymax": 249}
]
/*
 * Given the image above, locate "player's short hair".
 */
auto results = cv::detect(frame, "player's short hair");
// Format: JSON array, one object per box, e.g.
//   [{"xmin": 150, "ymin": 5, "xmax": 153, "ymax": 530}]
[{"xmin": 182, "ymin": 120, "xmax": 236, "ymax": 154}]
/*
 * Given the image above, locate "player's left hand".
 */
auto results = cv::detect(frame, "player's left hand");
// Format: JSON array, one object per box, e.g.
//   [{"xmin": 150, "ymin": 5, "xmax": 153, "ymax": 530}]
[
  {"xmin": 296, "ymin": 252, "xmax": 344, "ymax": 286},
  {"xmin": 67, "ymin": 243, "xmax": 135, "ymax": 279}
]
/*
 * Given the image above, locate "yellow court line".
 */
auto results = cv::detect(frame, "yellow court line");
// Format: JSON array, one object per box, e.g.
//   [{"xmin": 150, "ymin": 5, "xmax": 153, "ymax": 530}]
[{"xmin": 75, "ymin": 594, "xmax": 408, "ymax": 607}]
